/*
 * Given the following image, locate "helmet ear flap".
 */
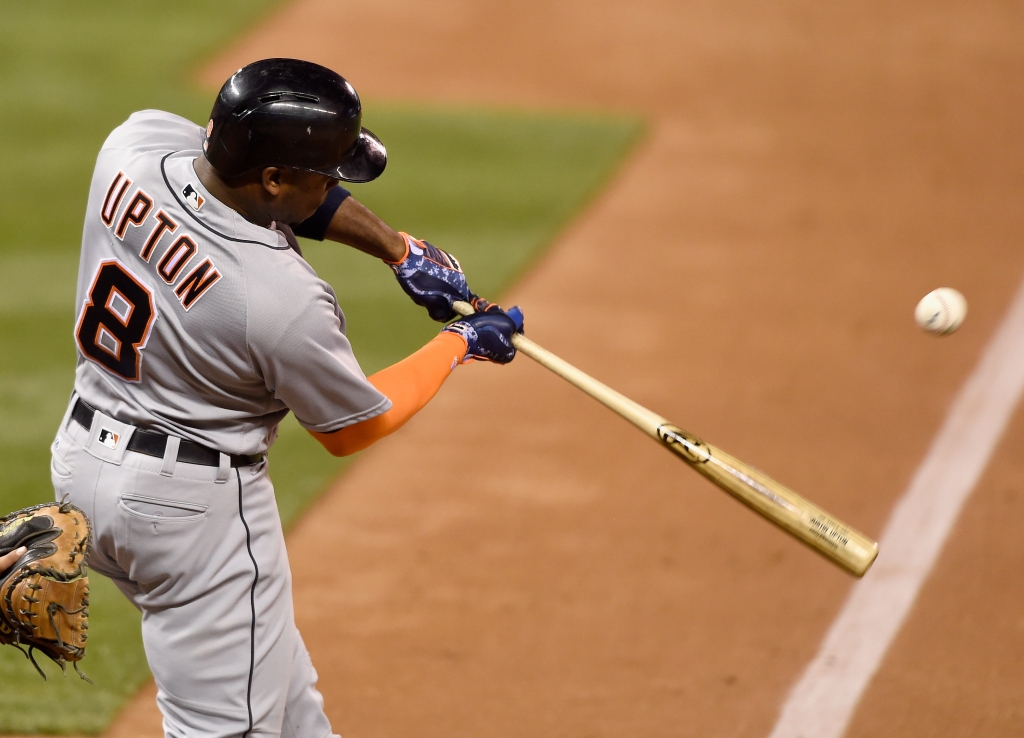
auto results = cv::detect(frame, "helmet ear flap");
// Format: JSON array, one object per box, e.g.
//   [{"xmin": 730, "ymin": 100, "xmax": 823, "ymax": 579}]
[{"xmin": 203, "ymin": 58, "xmax": 387, "ymax": 183}]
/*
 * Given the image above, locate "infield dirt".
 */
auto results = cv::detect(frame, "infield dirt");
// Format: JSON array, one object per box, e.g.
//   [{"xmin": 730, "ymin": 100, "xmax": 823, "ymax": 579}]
[{"xmin": 101, "ymin": 1, "xmax": 1024, "ymax": 736}]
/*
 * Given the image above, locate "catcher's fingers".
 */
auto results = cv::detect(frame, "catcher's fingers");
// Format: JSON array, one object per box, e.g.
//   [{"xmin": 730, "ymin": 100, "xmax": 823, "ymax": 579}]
[{"xmin": 0, "ymin": 546, "xmax": 27, "ymax": 575}]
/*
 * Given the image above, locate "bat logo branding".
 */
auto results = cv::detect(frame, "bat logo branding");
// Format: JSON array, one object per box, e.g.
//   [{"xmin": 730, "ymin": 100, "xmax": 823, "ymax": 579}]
[
  {"xmin": 657, "ymin": 424, "xmax": 712, "ymax": 464},
  {"xmin": 808, "ymin": 516, "xmax": 851, "ymax": 550}
]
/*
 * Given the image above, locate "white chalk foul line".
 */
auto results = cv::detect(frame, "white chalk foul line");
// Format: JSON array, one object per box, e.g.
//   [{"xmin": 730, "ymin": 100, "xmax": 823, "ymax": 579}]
[{"xmin": 767, "ymin": 276, "xmax": 1024, "ymax": 738}]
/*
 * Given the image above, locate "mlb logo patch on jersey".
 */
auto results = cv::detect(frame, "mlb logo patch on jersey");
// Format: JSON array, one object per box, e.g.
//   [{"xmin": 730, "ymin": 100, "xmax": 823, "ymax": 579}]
[
  {"xmin": 98, "ymin": 428, "xmax": 121, "ymax": 449},
  {"xmin": 182, "ymin": 183, "xmax": 205, "ymax": 211}
]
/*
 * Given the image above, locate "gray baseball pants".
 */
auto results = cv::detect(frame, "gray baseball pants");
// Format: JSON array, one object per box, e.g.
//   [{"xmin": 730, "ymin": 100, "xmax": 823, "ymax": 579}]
[{"xmin": 51, "ymin": 399, "xmax": 339, "ymax": 738}]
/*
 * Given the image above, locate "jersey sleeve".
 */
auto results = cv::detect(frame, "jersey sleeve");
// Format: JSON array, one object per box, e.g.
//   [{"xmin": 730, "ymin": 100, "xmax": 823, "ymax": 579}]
[
  {"xmin": 101, "ymin": 110, "xmax": 204, "ymax": 154},
  {"xmin": 244, "ymin": 252, "xmax": 391, "ymax": 432}
]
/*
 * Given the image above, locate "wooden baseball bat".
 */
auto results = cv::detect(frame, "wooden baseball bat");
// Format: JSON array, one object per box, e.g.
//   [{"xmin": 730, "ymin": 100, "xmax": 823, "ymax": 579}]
[{"xmin": 453, "ymin": 301, "xmax": 879, "ymax": 577}]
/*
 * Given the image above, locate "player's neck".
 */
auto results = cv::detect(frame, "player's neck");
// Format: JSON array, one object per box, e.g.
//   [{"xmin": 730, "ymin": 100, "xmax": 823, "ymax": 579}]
[{"xmin": 193, "ymin": 156, "xmax": 274, "ymax": 228}]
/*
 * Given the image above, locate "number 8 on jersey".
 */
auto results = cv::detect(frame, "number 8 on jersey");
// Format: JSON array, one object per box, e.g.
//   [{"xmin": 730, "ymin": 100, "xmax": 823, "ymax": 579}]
[{"xmin": 75, "ymin": 260, "xmax": 156, "ymax": 382}]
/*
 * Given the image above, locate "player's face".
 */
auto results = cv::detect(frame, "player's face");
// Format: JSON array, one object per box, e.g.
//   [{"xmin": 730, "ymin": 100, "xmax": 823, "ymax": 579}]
[{"xmin": 262, "ymin": 168, "xmax": 340, "ymax": 224}]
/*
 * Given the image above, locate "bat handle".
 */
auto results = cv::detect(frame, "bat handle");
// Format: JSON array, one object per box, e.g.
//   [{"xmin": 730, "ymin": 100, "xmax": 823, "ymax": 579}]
[
  {"xmin": 451, "ymin": 300, "xmax": 477, "ymax": 317},
  {"xmin": 451, "ymin": 300, "xmax": 666, "ymax": 429}
]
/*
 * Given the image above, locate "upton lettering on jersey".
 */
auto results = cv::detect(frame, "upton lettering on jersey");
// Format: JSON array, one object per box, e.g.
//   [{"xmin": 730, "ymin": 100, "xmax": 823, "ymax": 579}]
[{"xmin": 100, "ymin": 170, "xmax": 222, "ymax": 311}]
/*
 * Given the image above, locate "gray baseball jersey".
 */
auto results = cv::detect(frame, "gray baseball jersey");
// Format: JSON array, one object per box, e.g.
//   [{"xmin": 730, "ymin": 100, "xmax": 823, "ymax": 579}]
[{"xmin": 73, "ymin": 109, "xmax": 390, "ymax": 456}]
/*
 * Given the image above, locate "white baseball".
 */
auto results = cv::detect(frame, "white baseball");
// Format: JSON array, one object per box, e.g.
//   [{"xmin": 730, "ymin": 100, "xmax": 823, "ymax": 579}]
[{"xmin": 915, "ymin": 287, "xmax": 967, "ymax": 335}]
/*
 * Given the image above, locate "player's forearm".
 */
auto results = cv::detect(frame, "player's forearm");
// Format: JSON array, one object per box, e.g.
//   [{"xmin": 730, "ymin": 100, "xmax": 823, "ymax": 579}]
[
  {"xmin": 310, "ymin": 332, "xmax": 467, "ymax": 456},
  {"xmin": 323, "ymin": 196, "xmax": 406, "ymax": 262}
]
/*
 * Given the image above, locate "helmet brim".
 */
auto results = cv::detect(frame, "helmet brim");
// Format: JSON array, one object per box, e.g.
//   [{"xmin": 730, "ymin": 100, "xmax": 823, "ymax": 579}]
[{"xmin": 320, "ymin": 127, "xmax": 387, "ymax": 183}]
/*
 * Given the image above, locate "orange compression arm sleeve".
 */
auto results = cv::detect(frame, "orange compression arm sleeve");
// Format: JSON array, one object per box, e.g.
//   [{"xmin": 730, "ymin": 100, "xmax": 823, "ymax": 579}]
[{"xmin": 310, "ymin": 332, "xmax": 467, "ymax": 457}]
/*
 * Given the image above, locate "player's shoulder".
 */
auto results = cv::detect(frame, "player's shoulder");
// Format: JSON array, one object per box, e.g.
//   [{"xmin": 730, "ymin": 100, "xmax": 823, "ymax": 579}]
[
  {"xmin": 238, "ymin": 244, "xmax": 338, "ymax": 310},
  {"xmin": 238, "ymin": 246, "xmax": 346, "ymax": 340},
  {"xmin": 101, "ymin": 110, "xmax": 203, "ymax": 154}
]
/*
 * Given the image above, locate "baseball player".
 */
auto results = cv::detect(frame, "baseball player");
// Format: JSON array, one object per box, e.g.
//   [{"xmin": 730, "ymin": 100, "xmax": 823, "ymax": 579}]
[{"xmin": 51, "ymin": 58, "xmax": 523, "ymax": 737}]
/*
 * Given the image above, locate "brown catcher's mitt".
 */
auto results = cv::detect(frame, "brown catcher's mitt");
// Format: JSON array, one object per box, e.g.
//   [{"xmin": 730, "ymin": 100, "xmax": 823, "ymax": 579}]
[{"xmin": 0, "ymin": 501, "xmax": 91, "ymax": 680}]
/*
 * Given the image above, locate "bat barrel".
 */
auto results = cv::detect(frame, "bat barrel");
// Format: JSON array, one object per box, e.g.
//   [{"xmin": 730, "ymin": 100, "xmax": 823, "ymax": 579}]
[{"xmin": 657, "ymin": 425, "xmax": 878, "ymax": 575}]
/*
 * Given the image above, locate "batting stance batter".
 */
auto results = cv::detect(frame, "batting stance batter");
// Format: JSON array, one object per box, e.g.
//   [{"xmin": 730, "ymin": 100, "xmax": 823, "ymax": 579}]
[{"xmin": 51, "ymin": 58, "xmax": 522, "ymax": 737}]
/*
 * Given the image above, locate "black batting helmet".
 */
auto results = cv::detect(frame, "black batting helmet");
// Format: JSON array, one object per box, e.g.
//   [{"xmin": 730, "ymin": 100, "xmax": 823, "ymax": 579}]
[{"xmin": 202, "ymin": 58, "xmax": 386, "ymax": 183}]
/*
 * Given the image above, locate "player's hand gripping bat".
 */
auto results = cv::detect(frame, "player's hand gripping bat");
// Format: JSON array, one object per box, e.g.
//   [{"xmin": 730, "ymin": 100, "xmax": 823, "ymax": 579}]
[{"xmin": 453, "ymin": 301, "xmax": 879, "ymax": 577}]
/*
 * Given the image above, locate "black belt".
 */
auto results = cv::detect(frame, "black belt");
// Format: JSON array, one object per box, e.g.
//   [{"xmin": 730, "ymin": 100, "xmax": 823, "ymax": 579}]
[{"xmin": 70, "ymin": 398, "xmax": 262, "ymax": 468}]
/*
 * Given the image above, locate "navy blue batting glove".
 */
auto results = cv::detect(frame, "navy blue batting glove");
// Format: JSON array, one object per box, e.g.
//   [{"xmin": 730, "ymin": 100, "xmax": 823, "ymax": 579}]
[
  {"xmin": 442, "ymin": 306, "xmax": 525, "ymax": 364},
  {"xmin": 387, "ymin": 233, "xmax": 472, "ymax": 322}
]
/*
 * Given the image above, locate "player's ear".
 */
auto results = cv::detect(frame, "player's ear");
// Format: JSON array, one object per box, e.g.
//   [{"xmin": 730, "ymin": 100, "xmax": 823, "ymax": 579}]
[{"xmin": 261, "ymin": 167, "xmax": 284, "ymax": 196}]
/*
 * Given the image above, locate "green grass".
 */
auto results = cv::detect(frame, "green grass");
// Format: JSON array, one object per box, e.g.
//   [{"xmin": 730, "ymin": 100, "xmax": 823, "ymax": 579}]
[{"xmin": 0, "ymin": 1, "xmax": 642, "ymax": 733}]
